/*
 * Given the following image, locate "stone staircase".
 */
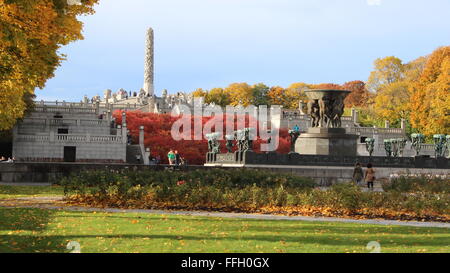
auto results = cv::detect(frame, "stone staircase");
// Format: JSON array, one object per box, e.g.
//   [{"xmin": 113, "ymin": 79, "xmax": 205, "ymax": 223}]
[{"xmin": 126, "ymin": 145, "xmax": 143, "ymax": 164}]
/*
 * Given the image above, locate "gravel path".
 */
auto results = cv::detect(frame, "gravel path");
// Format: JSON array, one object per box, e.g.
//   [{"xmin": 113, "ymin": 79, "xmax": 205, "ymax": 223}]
[
  {"xmin": 0, "ymin": 182, "xmax": 52, "ymax": 186},
  {"xmin": 0, "ymin": 196, "xmax": 449, "ymax": 229}
]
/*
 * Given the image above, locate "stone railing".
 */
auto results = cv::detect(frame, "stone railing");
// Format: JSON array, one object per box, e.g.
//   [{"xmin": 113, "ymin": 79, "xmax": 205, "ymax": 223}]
[
  {"xmin": 15, "ymin": 133, "xmax": 123, "ymax": 144},
  {"xmin": 79, "ymin": 119, "xmax": 110, "ymax": 126},
  {"xmin": 376, "ymin": 143, "xmax": 435, "ymax": 152},
  {"xmin": 56, "ymin": 134, "xmax": 123, "ymax": 143},
  {"xmin": 341, "ymin": 116, "xmax": 353, "ymax": 121},
  {"xmin": 56, "ymin": 134, "xmax": 87, "ymax": 142},
  {"xmin": 89, "ymin": 135, "xmax": 123, "ymax": 143},
  {"xmin": 347, "ymin": 127, "xmax": 405, "ymax": 135},
  {"xmin": 20, "ymin": 118, "xmax": 109, "ymax": 127},
  {"xmin": 34, "ymin": 105, "xmax": 97, "ymax": 114},
  {"xmin": 49, "ymin": 118, "xmax": 78, "ymax": 126},
  {"xmin": 15, "ymin": 135, "xmax": 49, "ymax": 142}
]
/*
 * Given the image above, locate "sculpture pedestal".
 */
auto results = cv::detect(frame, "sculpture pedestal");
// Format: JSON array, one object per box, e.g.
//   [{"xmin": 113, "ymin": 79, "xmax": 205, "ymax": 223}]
[{"xmin": 295, "ymin": 128, "xmax": 358, "ymax": 156}]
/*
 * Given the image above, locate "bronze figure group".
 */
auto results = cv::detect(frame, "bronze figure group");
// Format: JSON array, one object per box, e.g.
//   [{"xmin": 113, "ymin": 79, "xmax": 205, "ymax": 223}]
[{"xmin": 307, "ymin": 95, "xmax": 345, "ymax": 128}]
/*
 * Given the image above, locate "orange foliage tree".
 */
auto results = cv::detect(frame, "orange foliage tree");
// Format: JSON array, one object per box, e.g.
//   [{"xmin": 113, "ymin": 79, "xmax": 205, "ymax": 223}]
[{"xmin": 410, "ymin": 46, "xmax": 450, "ymax": 135}]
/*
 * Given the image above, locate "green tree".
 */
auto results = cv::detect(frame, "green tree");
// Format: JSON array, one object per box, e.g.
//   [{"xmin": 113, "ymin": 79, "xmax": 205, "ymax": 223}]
[
  {"xmin": 205, "ymin": 87, "xmax": 230, "ymax": 107},
  {"xmin": 251, "ymin": 83, "xmax": 270, "ymax": 106}
]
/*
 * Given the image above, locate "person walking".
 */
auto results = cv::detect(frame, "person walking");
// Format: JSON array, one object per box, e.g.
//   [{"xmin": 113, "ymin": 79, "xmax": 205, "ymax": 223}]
[
  {"xmin": 174, "ymin": 150, "xmax": 181, "ymax": 166},
  {"xmin": 352, "ymin": 162, "xmax": 364, "ymax": 185},
  {"xmin": 365, "ymin": 163, "xmax": 376, "ymax": 190},
  {"xmin": 167, "ymin": 150, "xmax": 175, "ymax": 165}
]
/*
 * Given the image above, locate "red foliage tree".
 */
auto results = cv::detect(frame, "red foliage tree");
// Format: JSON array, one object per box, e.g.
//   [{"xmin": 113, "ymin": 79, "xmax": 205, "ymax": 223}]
[
  {"xmin": 342, "ymin": 80, "xmax": 370, "ymax": 107},
  {"xmin": 114, "ymin": 111, "xmax": 290, "ymax": 165}
]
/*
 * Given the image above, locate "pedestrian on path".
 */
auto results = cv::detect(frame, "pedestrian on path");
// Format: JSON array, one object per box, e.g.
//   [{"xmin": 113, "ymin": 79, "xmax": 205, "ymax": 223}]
[
  {"xmin": 365, "ymin": 163, "xmax": 376, "ymax": 190},
  {"xmin": 352, "ymin": 162, "xmax": 364, "ymax": 185},
  {"xmin": 167, "ymin": 150, "xmax": 175, "ymax": 165},
  {"xmin": 174, "ymin": 150, "xmax": 181, "ymax": 166}
]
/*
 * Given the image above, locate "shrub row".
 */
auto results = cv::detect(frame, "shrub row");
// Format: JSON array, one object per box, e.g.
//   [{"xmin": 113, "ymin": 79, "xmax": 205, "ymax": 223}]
[
  {"xmin": 60, "ymin": 169, "xmax": 450, "ymax": 221},
  {"xmin": 382, "ymin": 175, "xmax": 450, "ymax": 194}
]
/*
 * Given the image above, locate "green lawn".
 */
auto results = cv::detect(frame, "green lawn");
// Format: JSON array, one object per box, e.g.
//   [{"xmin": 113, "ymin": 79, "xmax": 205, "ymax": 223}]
[
  {"xmin": 0, "ymin": 207, "xmax": 449, "ymax": 253},
  {"xmin": 0, "ymin": 185, "xmax": 64, "ymax": 199}
]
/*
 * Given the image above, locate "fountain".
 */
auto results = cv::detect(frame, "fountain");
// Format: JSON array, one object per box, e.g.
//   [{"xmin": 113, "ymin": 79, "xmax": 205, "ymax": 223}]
[{"xmin": 295, "ymin": 90, "xmax": 359, "ymax": 156}]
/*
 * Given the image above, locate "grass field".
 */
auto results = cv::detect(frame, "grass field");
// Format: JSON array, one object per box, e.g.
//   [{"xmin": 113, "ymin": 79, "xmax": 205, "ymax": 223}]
[
  {"xmin": 0, "ymin": 207, "xmax": 449, "ymax": 253},
  {"xmin": 0, "ymin": 185, "xmax": 449, "ymax": 253},
  {"xmin": 0, "ymin": 185, "xmax": 64, "ymax": 199}
]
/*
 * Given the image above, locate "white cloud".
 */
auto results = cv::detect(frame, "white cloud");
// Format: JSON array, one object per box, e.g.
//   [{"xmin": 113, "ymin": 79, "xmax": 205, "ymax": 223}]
[{"xmin": 367, "ymin": 0, "xmax": 382, "ymax": 6}]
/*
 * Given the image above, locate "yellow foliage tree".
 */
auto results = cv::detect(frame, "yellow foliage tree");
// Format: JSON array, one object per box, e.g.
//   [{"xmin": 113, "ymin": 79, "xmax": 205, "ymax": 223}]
[
  {"xmin": 0, "ymin": 0, "xmax": 98, "ymax": 130},
  {"xmin": 284, "ymin": 82, "xmax": 309, "ymax": 109},
  {"xmin": 373, "ymin": 81, "xmax": 411, "ymax": 123},
  {"xmin": 191, "ymin": 88, "xmax": 208, "ymax": 98},
  {"xmin": 367, "ymin": 56, "xmax": 404, "ymax": 92},
  {"xmin": 224, "ymin": 83, "xmax": 254, "ymax": 106}
]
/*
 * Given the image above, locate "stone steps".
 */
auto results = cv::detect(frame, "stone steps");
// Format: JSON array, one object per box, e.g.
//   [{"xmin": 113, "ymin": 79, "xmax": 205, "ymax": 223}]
[{"xmin": 126, "ymin": 145, "xmax": 143, "ymax": 164}]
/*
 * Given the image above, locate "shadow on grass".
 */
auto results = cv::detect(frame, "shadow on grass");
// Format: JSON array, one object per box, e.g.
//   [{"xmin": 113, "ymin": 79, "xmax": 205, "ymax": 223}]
[
  {"xmin": 1, "ymin": 232, "xmax": 449, "ymax": 253},
  {"xmin": 0, "ymin": 208, "xmax": 63, "ymax": 253},
  {"xmin": 53, "ymin": 213, "xmax": 450, "ymax": 236}
]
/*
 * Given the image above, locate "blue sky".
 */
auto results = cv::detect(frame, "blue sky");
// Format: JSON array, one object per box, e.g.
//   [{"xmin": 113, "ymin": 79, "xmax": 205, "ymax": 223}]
[{"xmin": 36, "ymin": 0, "xmax": 450, "ymax": 101}]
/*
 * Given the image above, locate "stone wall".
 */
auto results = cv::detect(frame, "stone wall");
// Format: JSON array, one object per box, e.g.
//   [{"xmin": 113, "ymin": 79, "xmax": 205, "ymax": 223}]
[
  {"xmin": 1, "ymin": 162, "xmax": 448, "ymax": 185},
  {"xmin": 206, "ymin": 152, "xmax": 450, "ymax": 169}
]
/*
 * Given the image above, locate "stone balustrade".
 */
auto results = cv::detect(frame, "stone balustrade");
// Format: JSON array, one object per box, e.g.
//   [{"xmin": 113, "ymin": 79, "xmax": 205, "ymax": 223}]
[
  {"xmin": 35, "ymin": 105, "xmax": 97, "ymax": 114},
  {"xmin": 376, "ymin": 143, "xmax": 436, "ymax": 152},
  {"xmin": 20, "ymin": 118, "xmax": 109, "ymax": 127},
  {"xmin": 15, "ymin": 135, "xmax": 50, "ymax": 142},
  {"xmin": 16, "ymin": 133, "xmax": 123, "ymax": 144},
  {"xmin": 347, "ymin": 127, "xmax": 404, "ymax": 135}
]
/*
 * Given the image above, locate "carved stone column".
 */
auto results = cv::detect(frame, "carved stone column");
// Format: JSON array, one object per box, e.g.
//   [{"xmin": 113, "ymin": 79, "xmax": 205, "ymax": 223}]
[{"xmin": 143, "ymin": 28, "xmax": 154, "ymax": 96}]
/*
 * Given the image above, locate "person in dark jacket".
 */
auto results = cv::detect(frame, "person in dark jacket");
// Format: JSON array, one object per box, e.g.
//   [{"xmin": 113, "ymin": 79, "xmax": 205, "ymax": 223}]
[
  {"xmin": 174, "ymin": 150, "xmax": 181, "ymax": 166},
  {"xmin": 352, "ymin": 162, "xmax": 364, "ymax": 185}
]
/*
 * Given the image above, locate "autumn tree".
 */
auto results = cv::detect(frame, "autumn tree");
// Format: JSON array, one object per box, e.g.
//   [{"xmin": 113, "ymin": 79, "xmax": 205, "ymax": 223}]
[
  {"xmin": 310, "ymin": 83, "xmax": 343, "ymax": 90},
  {"xmin": 367, "ymin": 56, "xmax": 404, "ymax": 92},
  {"xmin": 284, "ymin": 82, "xmax": 309, "ymax": 109},
  {"xmin": 205, "ymin": 87, "xmax": 230, "ymax": 107},
  {"xmin": 373, "ymin": 81, "xmax": 410, "ymax": 124},
  {"xmin": 342, "ymin": 80, "xmax": 370, "ymax": 107},
  {"xmin": 0, "ymin": 0, "xmax": 98, "ymax": 130},
  {"xmin": 410, "ymin": 46, "xmax": 450, "ymax": 135},
  {"xmin": 191, "ymin": 88, "xmax": 207, "ymax": 98},
  {"xmin": 267, "ymin": 86, "xmax": 286, "ymax": 106},
  {"xmin": 225, "ymin": 83, "xmax": 254, "ymax": 106}
]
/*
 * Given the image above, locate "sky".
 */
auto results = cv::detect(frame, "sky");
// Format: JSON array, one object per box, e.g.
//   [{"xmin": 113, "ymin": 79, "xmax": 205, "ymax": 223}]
[{"xmin": 36, "ymin": 0, "xmax": 450, "ymax": 101}]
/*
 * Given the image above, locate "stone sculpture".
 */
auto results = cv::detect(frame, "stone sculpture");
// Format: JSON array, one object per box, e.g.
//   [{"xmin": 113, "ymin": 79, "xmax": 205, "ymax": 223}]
[
  {"xmin": 447, "ymin": 135, "xmax": 450, "ymax": 158},
  {"xmin": 307, "ymin": 100, "xmax": 321, "ymax": 127},
  {"xmin": 304, "ymin": 90, "xmax": 350, "ymax": 129},
  {"xmin": 434, "ymin": 134, "xmax": 446, "ymax": 158},
  {"xmin": 384, "ymin": 139, "xmax": 393, "ymax": 157},
  {"xmin": 206, "ymin": 133, "xmax": 221, "ymax": 154},
  {"xmin": 411, "ymin": 133, "xmax": 425, "ymax": 156},
  {"xmin": 143, "ymin": 28, "xmax": 154, "ymax": 96},
  {"xmin": 288, "ymin": 129, "xmax": 300, "ymax": 154},
  {"xmin": 365, "ymin": 138, "xmax": 375, "ymax": 157},
  {"xmin": 396, "ymin": 138, "xmax": 407, "ymax": 157},
  {"xmin": 225, "ymin": 134, "xmax": 234, "ymax": 153}
]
